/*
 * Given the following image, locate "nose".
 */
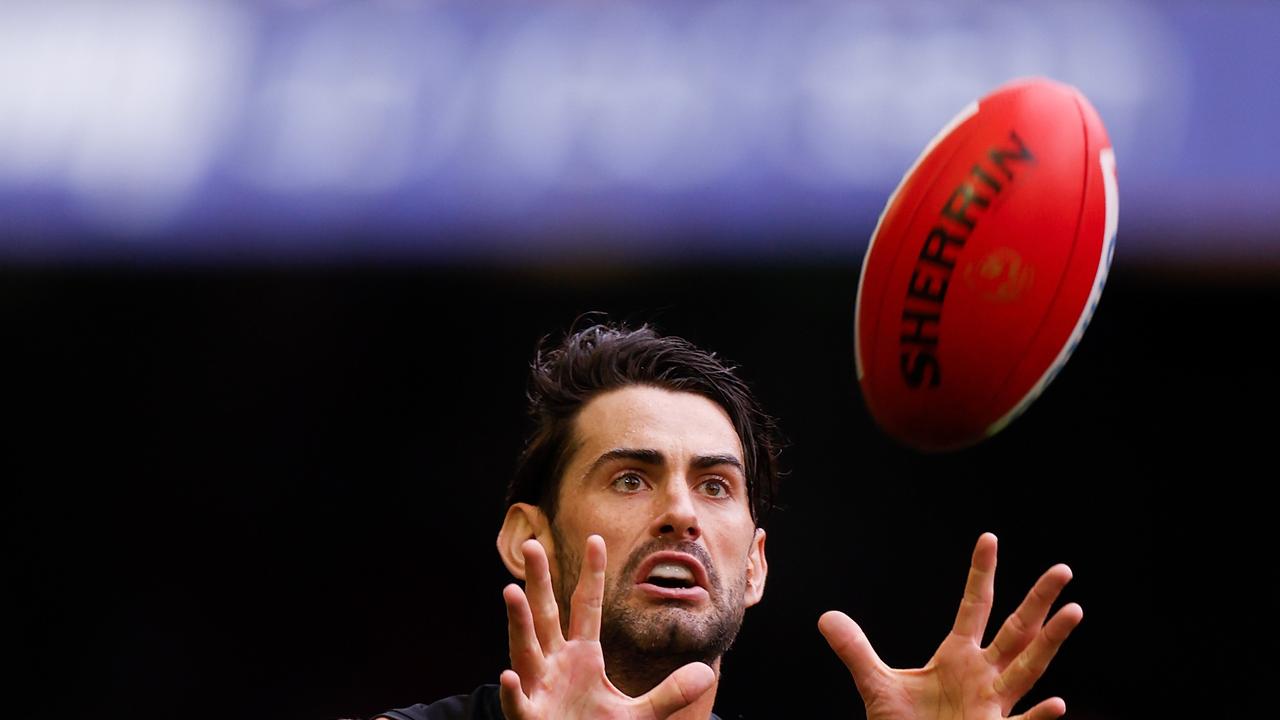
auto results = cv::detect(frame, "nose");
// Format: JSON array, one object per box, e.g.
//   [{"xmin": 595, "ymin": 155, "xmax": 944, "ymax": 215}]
[{"xmin": 650, "ymin": 479, "xmax": 701, "ymax": 541}]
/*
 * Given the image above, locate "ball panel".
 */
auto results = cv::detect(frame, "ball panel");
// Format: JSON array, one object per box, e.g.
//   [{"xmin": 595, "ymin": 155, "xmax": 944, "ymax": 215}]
[
  {"xmin": 855, "ymin": 100, "xmax": 979, "ymax": 384},
  {"xmin": 964, "ymin": 82, "xmax": 1092, "ymax": 432},
  {"xmin": 935, "ymin": 82, "xmax": 1086, "ymax": 435},
  {"xmin": 855, "ymin": 102, "xmax": 991, "ymax": 441},
  {"xmin": 985, "ymin": 106, "xmax": 1117, "ymax": 437}
]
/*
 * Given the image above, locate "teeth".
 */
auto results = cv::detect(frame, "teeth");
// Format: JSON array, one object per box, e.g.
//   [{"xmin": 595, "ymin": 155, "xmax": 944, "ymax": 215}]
[{"xmin": 648, "ymin": 563, "xmax": 695, "ymax": 582}]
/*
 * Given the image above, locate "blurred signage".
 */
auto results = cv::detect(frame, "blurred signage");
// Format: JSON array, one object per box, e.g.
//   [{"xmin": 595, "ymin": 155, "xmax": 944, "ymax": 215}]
[{"xmin": 0, "ymin": 0, "xmax": 1275, "ymax": 262}]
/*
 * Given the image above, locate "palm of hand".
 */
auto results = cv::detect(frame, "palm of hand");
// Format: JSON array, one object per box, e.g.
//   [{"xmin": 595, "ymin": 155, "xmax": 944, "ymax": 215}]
[
  {"xmin": 864, "ymin": 633, "xmax": 1013, "ymax": 720},
  {"xmin": 820, "ymin": 534, "xmax": 1083, "ymax": 720},
  {"xmin": 516, "ymin": 638, "xmax": 635, "ymax": 719}
]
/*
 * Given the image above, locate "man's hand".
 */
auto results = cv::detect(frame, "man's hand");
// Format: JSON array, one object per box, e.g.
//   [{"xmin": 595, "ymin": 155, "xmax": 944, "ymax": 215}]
[
  {"xmin": 499, "ymin": 535, "xmax": 716, "ymax": 720},
  {"xmin": 819, "ymin": 533, "xmax": 1083, "ymax": 720}
]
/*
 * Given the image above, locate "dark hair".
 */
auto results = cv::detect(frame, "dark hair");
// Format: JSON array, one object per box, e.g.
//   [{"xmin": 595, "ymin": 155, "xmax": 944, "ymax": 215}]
[{"xmin": 507, "ymin": 320, "xmax": 782, "ymax": 526}]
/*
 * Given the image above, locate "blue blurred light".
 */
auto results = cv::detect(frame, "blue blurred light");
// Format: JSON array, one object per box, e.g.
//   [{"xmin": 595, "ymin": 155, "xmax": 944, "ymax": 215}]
[{"xmin": 0, "ymin": 0, "xmax": 1274, "ymax": 263}]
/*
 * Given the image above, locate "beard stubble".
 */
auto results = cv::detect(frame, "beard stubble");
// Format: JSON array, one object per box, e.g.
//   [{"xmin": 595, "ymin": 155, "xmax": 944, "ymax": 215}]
[{"xmin": 550, "ymin": 524, "xmax": 749, "ymax": 696}]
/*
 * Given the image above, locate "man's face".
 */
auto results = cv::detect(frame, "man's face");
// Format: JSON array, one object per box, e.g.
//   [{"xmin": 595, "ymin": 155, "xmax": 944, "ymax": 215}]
[{"xmin": 546, "ymin": 385, "xmax": 767, "ymax": 663}]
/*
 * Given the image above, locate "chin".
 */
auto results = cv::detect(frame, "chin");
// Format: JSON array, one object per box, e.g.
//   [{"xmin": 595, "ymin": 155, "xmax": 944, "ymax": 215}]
[
  {"xmin": 617, "ymin": 604, "xmax": 737, "ymax": 655},
  {"xmin": 631, "ymin": 621, "xmax": 710, "ymax": 654}
]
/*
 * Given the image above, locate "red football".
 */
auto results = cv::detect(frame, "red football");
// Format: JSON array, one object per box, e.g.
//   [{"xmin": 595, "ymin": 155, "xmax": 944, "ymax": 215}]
[{"xmin": 854, "ymin": 77, "xmax": 1118, "ymax": 452}]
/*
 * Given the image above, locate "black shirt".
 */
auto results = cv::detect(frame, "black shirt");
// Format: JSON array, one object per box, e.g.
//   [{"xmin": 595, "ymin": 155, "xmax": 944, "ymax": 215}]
[
  {"xmin": 379, "ymin": 685, "xmax": 503, "ymax": 720},
  {"xmin": 378, "ymin": 684, "xmax": 725, "ymax": 720}
]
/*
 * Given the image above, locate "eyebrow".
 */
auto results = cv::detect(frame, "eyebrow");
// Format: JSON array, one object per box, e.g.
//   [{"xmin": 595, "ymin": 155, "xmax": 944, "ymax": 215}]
[{"xmin": 581, "ymin": 448, "xmax": 744, "ymax": 481}]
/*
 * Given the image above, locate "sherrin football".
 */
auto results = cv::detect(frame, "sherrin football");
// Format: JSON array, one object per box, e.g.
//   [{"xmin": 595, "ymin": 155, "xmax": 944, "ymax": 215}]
[{"xmin": 854, "ymin": 77, "xmax": 1118, "ymax": 452}]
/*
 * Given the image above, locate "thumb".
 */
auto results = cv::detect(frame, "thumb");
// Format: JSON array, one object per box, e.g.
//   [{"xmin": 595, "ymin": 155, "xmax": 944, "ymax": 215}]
[
  {"xmin": 639, "ymin": 661, "xmax": 716, "ymax": 719},
  {"xmin": 497, "ymin": 670, "xmax": 535, "ymax": 720},
  {"xmin": 818, "ymin": 610, "xmax": 888, "ymax": 702}
]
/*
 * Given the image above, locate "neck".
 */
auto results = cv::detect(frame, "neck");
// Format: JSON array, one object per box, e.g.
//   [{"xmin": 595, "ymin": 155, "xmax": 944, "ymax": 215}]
[{"xmin": 605, "ymin": 654, "xmax": 721, "ymax": 719}]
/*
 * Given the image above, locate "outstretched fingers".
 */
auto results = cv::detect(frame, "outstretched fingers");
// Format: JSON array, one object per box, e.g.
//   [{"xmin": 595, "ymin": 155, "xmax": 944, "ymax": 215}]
[
  {"xmin": 504, "ymin": 583, "xmax": 546, "ymax": 682},
  {"xmin": 984, "ymin": 564, "xmax": 1073, "ymax": 667},
  {"xmin": 521, "ymin": 539, "xmax": 565, "ymax": 654},
  {"xmin": 818, "ymin": 611, "xmax": 889, "ymax": 702},
  {"xmin": 640, "ymin": 662, "xmax": 716, "ymax": 719},
  {"xmin": 951, "ymin": 532, "xmax": 998, "ymax": 642},
  {"xmin": 568, "ymin": 534, "xmax": 607, "ymax": 641},
  {"xmin": 994, "ymin": 603, "xmax": 1084, "ymax": 704}
]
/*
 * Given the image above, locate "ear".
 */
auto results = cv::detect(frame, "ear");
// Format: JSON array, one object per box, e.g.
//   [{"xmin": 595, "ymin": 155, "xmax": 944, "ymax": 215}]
[
  {"xmin": 496, "ymin": 502, "xmax": 552, "ymax": 581},
  {"xmin": 744, "ymin": 527, "xmax": 768, "ymax": 607}
]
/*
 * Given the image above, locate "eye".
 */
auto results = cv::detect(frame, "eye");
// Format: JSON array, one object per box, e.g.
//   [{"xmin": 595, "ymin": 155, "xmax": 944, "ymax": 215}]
[
  {"xmin": 611, "ymin": 472, "xmax": 647, "ymax": 493},
  {"xmin": 699, "ymin": 478, "xmax": 730, "ymax": 498}
]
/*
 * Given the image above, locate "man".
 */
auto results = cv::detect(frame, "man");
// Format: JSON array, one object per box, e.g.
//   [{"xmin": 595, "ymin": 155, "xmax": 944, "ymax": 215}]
[{"xmin": 379, "ymin": 322, "xmax": 1081, "ymax": 720}]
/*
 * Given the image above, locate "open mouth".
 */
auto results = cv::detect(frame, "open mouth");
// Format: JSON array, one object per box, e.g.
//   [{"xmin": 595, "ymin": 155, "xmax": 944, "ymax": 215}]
[
  {"xmin": 633, "ymin": 551, "xmax": 710, "ymax": 597},
  {"xmin": 645, "ymin": 562, "xmax": 698, "ymax": 589}
]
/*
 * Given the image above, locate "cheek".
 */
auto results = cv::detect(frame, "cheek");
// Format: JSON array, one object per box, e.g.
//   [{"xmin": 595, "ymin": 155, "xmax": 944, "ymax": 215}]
[
  {"xmin": 709, "ymin": 506, "xmax": 757, "ymax": 544},
  {"xmin": 557, "ymin": 505, "xmax": 643, "ymax": 574},
  {"xmin": 711, "ymin": 527, "xmax": 756, "ymax": 575}
]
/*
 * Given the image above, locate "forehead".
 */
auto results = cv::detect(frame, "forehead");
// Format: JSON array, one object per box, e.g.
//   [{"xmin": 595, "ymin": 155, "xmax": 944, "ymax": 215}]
[{"xmin": 567, "ymin": 385, "xmax": 744, "ymax": 470}]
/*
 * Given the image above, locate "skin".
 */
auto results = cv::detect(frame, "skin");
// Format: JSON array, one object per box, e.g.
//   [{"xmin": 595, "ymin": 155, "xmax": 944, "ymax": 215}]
[
  {"xmin": 493, "ymin": 385, "xmax": 1083, "ymax": 720},
  {"xmin": 819, "ymin": 533, "xmax": 1084, "ymax": 720},
  {"xmin": 496, "ymin": 386, "xmax": 766, "ymax": 720}
]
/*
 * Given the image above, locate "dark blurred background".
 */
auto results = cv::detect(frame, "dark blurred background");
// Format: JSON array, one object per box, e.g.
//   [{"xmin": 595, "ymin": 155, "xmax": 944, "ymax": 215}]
[{"xmin": 5, "ymin": 1, "xmax": 1277, "ymax": 719}]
